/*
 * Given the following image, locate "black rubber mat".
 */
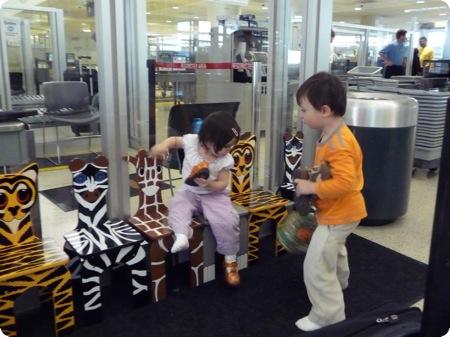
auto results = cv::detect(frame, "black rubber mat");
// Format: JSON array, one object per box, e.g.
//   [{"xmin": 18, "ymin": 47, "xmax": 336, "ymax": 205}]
[{"xmin": 15, "ymin": 234, "xmax": 425, "ymax": 337}]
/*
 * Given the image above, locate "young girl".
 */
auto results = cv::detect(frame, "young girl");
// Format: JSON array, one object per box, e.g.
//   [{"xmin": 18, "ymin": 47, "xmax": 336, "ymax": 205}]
[{"xmin": 150, "ymin": 111, "xmax": 241, "ymax": 287}]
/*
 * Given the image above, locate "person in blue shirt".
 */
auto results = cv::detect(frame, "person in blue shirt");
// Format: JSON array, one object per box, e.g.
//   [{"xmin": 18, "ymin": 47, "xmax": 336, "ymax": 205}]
[{"xmin": 379, "ymin": 29, "xmax": 408, "ymax": 78}]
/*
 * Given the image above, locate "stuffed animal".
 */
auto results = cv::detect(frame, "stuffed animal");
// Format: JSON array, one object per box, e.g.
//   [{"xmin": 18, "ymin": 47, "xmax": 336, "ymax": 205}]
[
  {"xmin": 295, "ymin": 162, "xmax": 332, "ymax": 215},
  {"xmin": 185, "ymin": 161, "xmax": 210, "ymax": 186},
  {"xmin": 277, "ymin": 162, "xmax": 331, "ymax": 254}
]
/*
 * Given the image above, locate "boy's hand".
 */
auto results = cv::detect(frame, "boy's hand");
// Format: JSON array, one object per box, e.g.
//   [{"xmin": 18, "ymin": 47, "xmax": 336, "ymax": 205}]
[
  {"xmin": 194, "ymin": 177, "xmax": 210, "ymax": 188},
  {"xmin": 295, "ymin": 179, "xmax": 316, "ymax": 196},
  {"xmin": 149, "ymin": 144, "xmax": 169, "ymax": 160}
]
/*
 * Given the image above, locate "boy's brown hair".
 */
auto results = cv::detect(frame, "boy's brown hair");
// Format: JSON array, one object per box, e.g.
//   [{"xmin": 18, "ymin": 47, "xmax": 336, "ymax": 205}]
[{"xmin": 296, "ymin": 72, "xmax": 347, "ymax": 117}]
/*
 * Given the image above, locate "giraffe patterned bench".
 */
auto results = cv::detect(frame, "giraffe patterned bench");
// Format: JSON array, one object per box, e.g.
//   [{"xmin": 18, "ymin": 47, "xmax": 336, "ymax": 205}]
[
  {"xmin": 202, "ymin": 203, "xmax": 249, "ymax": 283},
  {"xmin": 127, "ymin": 150, "xmax": 203, "ymax": 302},
  {"xmin": 0, "ymin": 164, "xmax": 74, "ymax": 337}
]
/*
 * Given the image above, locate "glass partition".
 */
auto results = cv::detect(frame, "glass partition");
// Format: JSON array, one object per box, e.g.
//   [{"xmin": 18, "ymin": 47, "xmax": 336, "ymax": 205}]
[
  {"xmin": 146, "ymin": 0, "xmax": 272, "ymax": 186},
  {"xmin": 331, "ymin": 22, "xmax": 397, "ymax": 73}
]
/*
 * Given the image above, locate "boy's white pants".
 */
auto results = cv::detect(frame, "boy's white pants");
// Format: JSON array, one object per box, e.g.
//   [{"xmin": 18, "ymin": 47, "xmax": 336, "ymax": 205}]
[{"xmin": 303, "ymin": 221, "xmax": 359, "ymax": 326}]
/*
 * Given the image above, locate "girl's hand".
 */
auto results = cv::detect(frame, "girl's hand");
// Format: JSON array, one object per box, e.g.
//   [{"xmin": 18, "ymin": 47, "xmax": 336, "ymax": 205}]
[
  {"xmin": 149, "ymin": 144, "xmax": 169, "ymax": 160},
  {"xmin": 194, "ymin": 177, "xmax": 210, "ymax": 188},
  {"xmin": 294, "ymin": 179, "xmax": 316, "ymax": 196}
]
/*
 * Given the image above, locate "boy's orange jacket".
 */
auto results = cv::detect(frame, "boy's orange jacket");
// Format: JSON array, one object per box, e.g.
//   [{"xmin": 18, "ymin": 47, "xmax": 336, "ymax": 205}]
[{"xmin": 314, "ymin": 122, "xmax": 367, "ymax": 225}]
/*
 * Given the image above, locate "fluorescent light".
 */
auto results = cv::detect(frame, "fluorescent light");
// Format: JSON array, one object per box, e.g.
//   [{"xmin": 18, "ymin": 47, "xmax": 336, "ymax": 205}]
[
  {"xmin": 416, "ymin": 0, "xmax": 424, "ymax": 3},
  {"xmin": 172, "ymin": 6, "xmax": 179, "ymax": 9},
  {"xmin": 440, "ymin": 12, "xmax": 447, "ymax": 15},
  {"xmin": 208, "ymin": 0, "xmax": 248, "ymax": 5},
  {"xmin": 166, "ymin": 20, "xmax": 172, "ymax": 23},
  {"xmin": 354, "ymin": 7, "xmax": 362, "ymax": 11},
  {"xmin": 262, "ymin": 5, "xmax": 268, "ymax": 10},
  {"xmin": 146, "ymin": 12, "xmax": 151, "ymax": 15},
  {"xmin": 404, "ymin": 6, "xmax": 446, "ymax": 12},
  {"xmin": 193, "ymin": 16, "xmax": 199, "ymax": 19},
  {"xmin": 82, "ymin": 28, "xmax": 92, "ymax": 33}
]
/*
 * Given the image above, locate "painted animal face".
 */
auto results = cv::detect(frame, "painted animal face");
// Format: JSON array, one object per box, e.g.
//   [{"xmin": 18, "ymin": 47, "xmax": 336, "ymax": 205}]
[
  {"xmin": 230, "ymin": 134, "xmax": 256, "ymax": 177},
  {"xmin": 69, "ymin": 156, "xmax": 109, "ymax": 205},
  {"xmin": 128, "ymin": 150, "xmax": 162, "ymax": 198},
  {"xmin": 0, "ymin": 164, "xmax": 37, "ymax": 223},
  {"xmin": 284, "ymin": 129, "xmax": 303, "ymax": 169}
]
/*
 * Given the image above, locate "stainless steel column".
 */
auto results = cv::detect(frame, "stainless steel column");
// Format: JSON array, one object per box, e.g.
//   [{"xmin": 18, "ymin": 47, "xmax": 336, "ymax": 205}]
[
  {"xmin": 95, "ymin": 0, "xmax": 148, "ymax": 219},
  {"xmin": 299, "ymin": 0, "xmax": 333, "ymax": 168},
  {"xmin": 21, "ymin": 20, "xmax": 36, "ymax": 95},
  {"xmin": 49, "ymin": 8, "xmax": 66, "ymax": 81},
  {"xmin": 125, "ymin": 0, "xmax": 149, "ymax": 149},
  {"xmin": 251, "ymin": 61, "xmax": 262, "ymax": 186},
  {"xmin": 95, "ymin": 0, "xmax": 131, "ymax": 219},
  {"xmin": 266, "ymin": 0, "xmax": 290, "ymax": 190}
]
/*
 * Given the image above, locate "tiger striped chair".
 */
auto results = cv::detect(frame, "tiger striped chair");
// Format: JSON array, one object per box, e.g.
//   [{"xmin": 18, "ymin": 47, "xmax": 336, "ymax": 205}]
[
  {"xmin": 230, "ymin": 133, "xmax": 290, "ymax": 264},
  {"xmin": 0, "ymin": 163, "xmax": 75, "ymax": 337},
  {"xmin": 63, "ymin": 156, "xmax": 148, "ymax": 324}
]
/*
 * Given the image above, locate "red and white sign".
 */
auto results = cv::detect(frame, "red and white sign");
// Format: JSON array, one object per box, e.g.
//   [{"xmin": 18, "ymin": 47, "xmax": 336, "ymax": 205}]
[{"xmin": 156, "ymin": 61, "xmax": 253, "ymax": 71}]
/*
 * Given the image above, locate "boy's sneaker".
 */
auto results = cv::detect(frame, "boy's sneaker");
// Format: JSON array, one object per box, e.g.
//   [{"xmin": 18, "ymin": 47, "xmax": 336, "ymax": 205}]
[
  {"xmin": 223, "ymin": 261, "xmax": 240, "ymax": 287},
  {"xmin": 295, "ymin": 316, "xmax": 322, "ymax": 331}
]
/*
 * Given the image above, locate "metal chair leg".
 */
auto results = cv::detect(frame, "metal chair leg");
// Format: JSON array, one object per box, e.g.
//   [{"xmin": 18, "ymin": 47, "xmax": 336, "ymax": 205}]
[
  {"xmin": 43, "ymin": 121, "xmax": 47, "ymax": 159},
  {"xmin": 55, "ymin": 126, "xmax": 61, "ymax": 164},
  {"xmin": 167, "ymin": 166, "xmax": 174, "ymax": 196},
  {"xmin": 88, "ymin": 133, "xmax": 92, "ymax": 153}
]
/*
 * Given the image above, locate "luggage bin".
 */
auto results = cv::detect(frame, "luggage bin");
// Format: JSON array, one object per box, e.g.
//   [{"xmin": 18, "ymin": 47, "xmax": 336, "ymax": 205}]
[
  {"xmin": 0, "ymin": 121, "xmax": 30, "ymax": 169},
  {"xmin": 345, "ymin": 92, "xmax": 418, "ymax": 225}
]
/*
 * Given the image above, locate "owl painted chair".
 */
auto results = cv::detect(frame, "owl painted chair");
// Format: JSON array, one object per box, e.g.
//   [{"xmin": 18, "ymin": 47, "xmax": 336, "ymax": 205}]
[
  {"xmin": 279, "ymin": 129, "xmax": 304, "ymax": 200},
  {"xmin": 63, "ymin": 156, "xmax": 148, "ymax": 323},
  {"xmin": 0, "ymin": 164, "xmax": 75, "ymax": 337},
  {"xmin": 230, "ymin": 133, "xmax": 290, "ymax": 264},
  {"xmin": 126, "ymin": 150, "xmax": 203, "ymax": 302}
]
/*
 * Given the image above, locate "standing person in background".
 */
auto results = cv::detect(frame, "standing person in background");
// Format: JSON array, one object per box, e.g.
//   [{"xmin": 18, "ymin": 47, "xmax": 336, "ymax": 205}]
[
  {"xmin": 418, "ymin": 36, "xmax": 435, "ymax": 74},
  {"xmin": 412, "ymin": 48, "xmax": 421, "ymax": 76},
  {"xmin": 379, "ymin": 29, "xmax": 408, "ymax": 78},
  {"xmin": 330, "ymin": 29, "xmax": 338, "ymax": 64}
]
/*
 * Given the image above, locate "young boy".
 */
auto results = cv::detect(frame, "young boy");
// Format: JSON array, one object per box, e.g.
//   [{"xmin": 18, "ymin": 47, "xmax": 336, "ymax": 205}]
[{"xmin": 294, "ymin": 72, "xmax": 367, "ymax": 331}]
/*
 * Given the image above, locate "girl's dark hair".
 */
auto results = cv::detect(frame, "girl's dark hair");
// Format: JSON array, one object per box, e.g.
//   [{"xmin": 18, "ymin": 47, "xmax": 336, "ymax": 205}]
[
  {"xmin": 296, "ymin": 71, "xmax": 346, "ymax": 117},
  {"xmin": 198, "ymin": 111, "xmax": 241, "ymax": 152}
]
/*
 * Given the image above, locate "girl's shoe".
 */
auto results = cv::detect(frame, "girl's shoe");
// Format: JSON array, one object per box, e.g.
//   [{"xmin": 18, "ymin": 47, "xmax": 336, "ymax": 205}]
[{"xmin": 223, "ymin": 261, "xmax": 240, "ymax": 287}]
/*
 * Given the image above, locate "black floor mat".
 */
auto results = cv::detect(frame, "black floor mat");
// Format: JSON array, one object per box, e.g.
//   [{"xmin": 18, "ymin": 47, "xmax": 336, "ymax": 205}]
[
  {"xmin": 21, "ymin": 233, "xmax": 426, "ymax": 337},
  {"xmin": 40, "ymin": 175, "xmax": 173, "ymax": 212}
]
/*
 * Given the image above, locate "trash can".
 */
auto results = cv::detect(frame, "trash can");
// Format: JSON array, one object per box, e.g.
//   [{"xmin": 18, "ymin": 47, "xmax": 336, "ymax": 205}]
[
  {"xmin": 0, "ymin": 121, "xmax": 30, "ymax": 168},
  {"xmin": 345, "ymin": 92, "xmax": 418, "ymax": 225}
]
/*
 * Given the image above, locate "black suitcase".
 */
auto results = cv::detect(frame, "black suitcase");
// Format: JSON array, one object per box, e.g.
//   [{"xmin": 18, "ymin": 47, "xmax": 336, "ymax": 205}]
[{"xmin": 295, "ymin": 303, "xmax": 422, "ymax": 337}]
